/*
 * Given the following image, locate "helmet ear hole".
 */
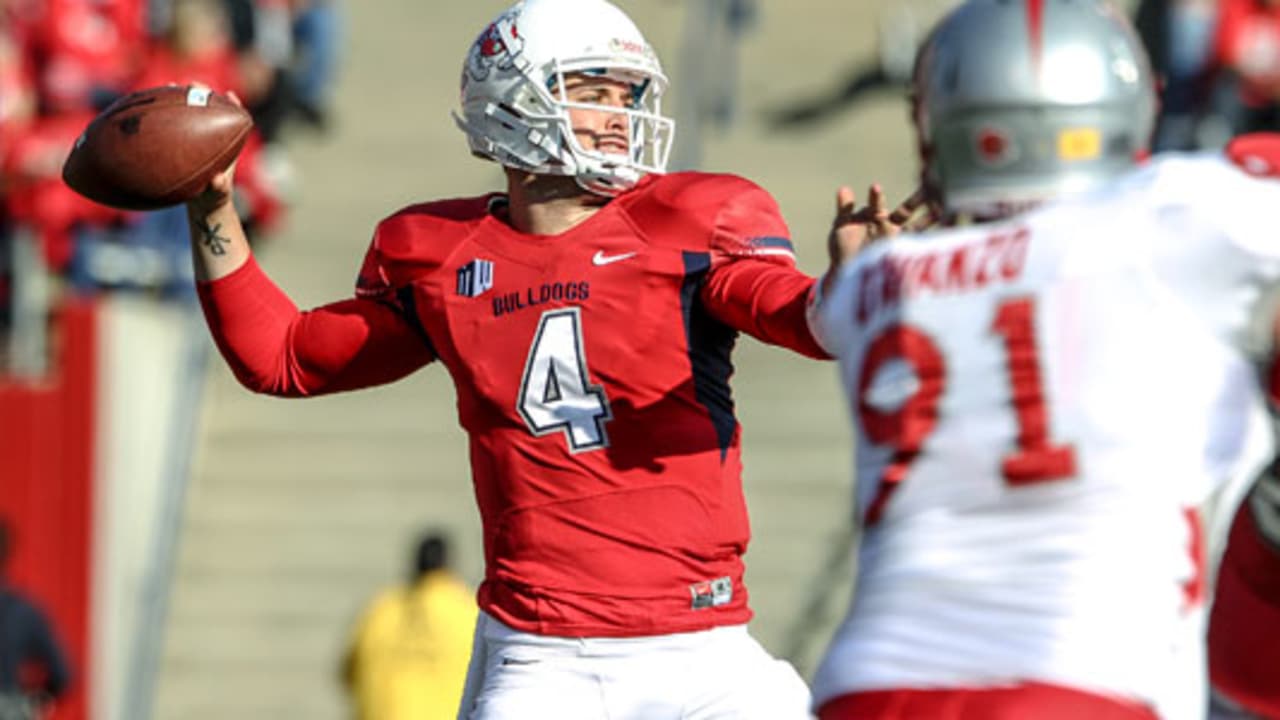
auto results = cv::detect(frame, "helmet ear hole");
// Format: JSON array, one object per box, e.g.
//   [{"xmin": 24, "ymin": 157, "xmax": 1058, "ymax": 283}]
[{"xmin": 454, "ymin": 0, "xmax": 675, "ymax": 196}]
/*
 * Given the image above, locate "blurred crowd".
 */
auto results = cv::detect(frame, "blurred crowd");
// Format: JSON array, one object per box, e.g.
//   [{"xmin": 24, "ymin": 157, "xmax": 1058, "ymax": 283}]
[
  {"xmin": 1137, "ymin": 0, "xmax": 1280, "ymax": 151},
  {"xmin": 6, "ymin": 0, "xmax": 1280, "ymax": 367},
  {"xmin": 0, "ymin": 0, "xmax": 342, "ymax": 362},
  {"xmin": 774, "ymin": 0, "xmax": 1280, "ymax": 152}
]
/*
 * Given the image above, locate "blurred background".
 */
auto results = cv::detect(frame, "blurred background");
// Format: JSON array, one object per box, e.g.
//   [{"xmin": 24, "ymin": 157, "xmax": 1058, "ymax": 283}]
[{"xmin": 0, "ymin": 0, "xmax": 1271, "ymax": 717}]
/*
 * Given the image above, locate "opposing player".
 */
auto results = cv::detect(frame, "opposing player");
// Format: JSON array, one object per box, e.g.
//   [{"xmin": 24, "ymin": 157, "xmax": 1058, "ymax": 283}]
[
  {"xmin": 810, "ymin": 2, "xmax": 1280, "ymax": 719},
  {"xmin": 185, "ymin": 0, "xmax": 822, "ymax": 717}
]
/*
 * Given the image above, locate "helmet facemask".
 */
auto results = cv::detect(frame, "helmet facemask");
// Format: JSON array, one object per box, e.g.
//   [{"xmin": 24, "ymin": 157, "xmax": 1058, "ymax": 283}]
[
  {"xmin": 536, "ymin": 61, "xmax": 674, "ymax": 195},
  {"xmin": 454, "ymin": 0, "xmax": 675, "ymax": 197}
]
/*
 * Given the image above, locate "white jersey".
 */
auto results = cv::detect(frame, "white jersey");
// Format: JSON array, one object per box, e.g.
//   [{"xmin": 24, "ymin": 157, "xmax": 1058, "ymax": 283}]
[{"xmin": 811, "ymin": 153, "xmax": 1280, "ymax": 720}]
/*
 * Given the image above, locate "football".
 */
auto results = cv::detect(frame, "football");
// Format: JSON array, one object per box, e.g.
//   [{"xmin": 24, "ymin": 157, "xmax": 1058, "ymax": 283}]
[{"xmin": 62, "ymin": 85, "xmax": 253, "ymax": 211}]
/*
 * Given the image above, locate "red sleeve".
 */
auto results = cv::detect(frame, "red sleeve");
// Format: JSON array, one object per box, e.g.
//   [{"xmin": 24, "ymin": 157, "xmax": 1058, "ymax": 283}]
[
  {"xmin": 699, "ymin": 180, "xmax": 830, "ymax": 359},
  {"xmin": 703, "ymin": 261, "xmax": 828, "ymax": 359},
  {"xmin": 196, "ymin": 256, "xmax": 434, "ymax": 397},
  {"xmin": 1208, "ymin": 489, "xmax": 1280, "ymax": 719}
]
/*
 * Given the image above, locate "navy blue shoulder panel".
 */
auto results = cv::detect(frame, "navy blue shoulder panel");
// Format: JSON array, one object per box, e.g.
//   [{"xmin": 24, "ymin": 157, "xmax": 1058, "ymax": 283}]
[
  {"xmin": 680, "ymin": 251, "xmax": 738, "ymax": 459},
  {"xmin": 394, "ymin": 285, "xmax": 438, "ymax": 358}
]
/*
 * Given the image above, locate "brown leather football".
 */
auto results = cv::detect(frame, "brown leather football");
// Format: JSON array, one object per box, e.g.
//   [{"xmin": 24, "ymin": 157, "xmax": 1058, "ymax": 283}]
[{"xmin": 62, "ymin": 85, "xmax": 253, "ymax": 211}]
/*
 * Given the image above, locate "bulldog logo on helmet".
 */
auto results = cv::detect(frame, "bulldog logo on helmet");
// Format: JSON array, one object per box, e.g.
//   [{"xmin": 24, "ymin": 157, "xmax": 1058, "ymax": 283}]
[{"xmin": 466, "ymin": 10, "xmax": 525, "ymax": 83}]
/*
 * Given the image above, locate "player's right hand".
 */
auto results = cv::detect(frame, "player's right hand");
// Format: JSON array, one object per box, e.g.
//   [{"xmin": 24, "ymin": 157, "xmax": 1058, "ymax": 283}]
[
  {"xmin": 186, "ymin": 88, "xmax": 244, "ymax": 217},
  {"xmin": 186, "ymin": 160, "xmax": 238, "ymax": 217}
]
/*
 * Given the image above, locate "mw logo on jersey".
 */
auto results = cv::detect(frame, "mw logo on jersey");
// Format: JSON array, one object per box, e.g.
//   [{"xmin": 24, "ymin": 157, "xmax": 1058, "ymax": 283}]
[{"xmin": 457, "ymin": 259, "xmax": 495, "ymax": 298}]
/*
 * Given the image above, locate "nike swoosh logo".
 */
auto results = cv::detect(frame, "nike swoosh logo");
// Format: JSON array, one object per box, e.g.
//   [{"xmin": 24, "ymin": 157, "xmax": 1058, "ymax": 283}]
[{"xmin": 592, "ymin": 250, "xmax": 638, "ymax": 266}]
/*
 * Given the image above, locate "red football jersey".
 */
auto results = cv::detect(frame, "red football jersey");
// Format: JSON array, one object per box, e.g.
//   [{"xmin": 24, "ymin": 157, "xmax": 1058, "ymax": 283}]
[{"xmin": 199, "ymin": 171, "xmax": 826, "ymax": 637}]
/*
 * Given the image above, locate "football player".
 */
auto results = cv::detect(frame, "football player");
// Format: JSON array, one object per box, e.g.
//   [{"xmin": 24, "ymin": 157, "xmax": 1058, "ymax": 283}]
[
  {"xmin": 184, "ymin": 0, "xmax": 824, "ymax": 717},
  {"xmin": 810, "ymin": 1, "xmax": 1280, "ymax": 719}
]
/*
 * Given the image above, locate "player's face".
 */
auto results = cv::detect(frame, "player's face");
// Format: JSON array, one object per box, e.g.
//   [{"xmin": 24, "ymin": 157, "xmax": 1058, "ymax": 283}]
[{"xmin": 560, "ymin": 74, "xmax": 634, "ymax": 156}]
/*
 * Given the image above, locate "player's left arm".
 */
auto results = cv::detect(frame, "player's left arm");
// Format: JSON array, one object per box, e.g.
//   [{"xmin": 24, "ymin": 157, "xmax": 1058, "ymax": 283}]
[{"xmin": 699, "ymin": 180, "xmax": 831, "ymax": 360}]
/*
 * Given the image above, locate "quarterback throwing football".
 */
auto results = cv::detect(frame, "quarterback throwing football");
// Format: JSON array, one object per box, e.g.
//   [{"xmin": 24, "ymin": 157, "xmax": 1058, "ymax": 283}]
[{"xmin": 185, "ymin": 0, "xmax": 826, "ymax": 717}]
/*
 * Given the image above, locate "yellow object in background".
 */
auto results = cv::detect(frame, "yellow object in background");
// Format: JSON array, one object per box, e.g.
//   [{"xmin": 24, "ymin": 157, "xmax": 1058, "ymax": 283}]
[{"xmin": 342, "ymin": 533, "xmax": 478, "ymax": 720}]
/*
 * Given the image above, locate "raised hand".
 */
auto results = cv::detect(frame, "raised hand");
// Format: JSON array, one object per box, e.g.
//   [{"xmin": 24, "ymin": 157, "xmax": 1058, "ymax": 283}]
[{"xmin": 823, "ymin": 184, "xmax": 930, "ymax": 296}]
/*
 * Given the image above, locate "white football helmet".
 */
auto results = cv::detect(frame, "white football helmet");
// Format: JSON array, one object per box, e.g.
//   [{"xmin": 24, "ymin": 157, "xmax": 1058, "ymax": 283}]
[
  {"xmin": 454, "ymin": 0, "xmax": 675, "ymax": 196},
  {"xmin": 912, "ymin": 0, "xmax": 1157, "ymax": 218}
]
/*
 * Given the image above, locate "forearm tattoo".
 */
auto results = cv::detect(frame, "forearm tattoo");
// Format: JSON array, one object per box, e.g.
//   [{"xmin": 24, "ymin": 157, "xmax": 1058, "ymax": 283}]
[{"xmin": 196, "ymin": 218, "xmax": 230, "ymax": 256}]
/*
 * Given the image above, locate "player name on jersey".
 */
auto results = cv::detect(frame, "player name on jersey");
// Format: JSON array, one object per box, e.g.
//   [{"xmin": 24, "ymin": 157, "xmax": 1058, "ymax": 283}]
[{"xmin": 856, "ymin": 226, "xmax": 1029, "ymax": 324}]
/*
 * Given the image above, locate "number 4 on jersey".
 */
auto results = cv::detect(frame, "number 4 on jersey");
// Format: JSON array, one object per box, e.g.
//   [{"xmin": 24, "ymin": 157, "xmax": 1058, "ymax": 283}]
[{"xmin": 518, "ymin": 308, "xmax": 613, "ymax": 451}]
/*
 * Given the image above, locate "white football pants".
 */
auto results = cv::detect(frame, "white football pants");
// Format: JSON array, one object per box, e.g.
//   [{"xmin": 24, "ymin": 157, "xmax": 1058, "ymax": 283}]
[{"xmin": 457, "ymin": 611, "xmax": 813, "ymax": 719}]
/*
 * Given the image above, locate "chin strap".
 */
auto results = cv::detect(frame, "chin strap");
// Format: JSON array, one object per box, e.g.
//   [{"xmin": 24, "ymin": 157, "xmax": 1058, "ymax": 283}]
[{"xmin": 573, "ymin": 160, "xmax": 640, "ymax": 197}]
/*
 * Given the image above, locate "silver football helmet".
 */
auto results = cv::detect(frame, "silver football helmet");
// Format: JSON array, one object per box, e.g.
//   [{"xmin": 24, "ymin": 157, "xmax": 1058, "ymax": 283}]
[
  {"xmin": 454, "ymin": 0, "xmax": 675, "ymax": 196},
  {"xmin": 912, "ymin": 0, "xmax": 1157, "ymax": 217}
]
